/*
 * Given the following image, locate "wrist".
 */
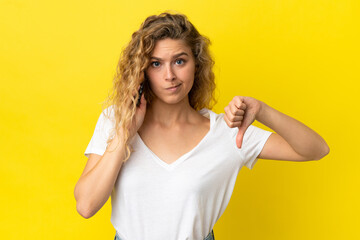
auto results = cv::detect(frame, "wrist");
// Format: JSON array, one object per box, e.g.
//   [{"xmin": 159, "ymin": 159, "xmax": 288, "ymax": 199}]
[{"xmin": 256, "ymin": 101, "xmax": 267, "ymax": 123}]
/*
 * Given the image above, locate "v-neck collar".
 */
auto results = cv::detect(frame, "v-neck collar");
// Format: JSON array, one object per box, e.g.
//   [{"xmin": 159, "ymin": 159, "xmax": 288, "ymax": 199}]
[{"xmin": 135, "ymin": 108, "xmax": 214, "ymax": 171}]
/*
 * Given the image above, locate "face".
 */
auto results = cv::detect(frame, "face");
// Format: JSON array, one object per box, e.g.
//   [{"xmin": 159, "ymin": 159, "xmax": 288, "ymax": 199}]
[{"xmin": 145, "ymin": 38, "xmax": 196, "ymax": 106}]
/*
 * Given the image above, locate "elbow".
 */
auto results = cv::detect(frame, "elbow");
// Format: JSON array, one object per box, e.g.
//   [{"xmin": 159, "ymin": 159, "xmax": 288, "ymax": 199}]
[
  {"xmin": 76, "ymin": 202, "xmax": 95, "ymax": 219},
  {"xmin": 74, "ymin": 184, "xmax": 95, "ymax": 219},
  {"xmin": 301, "ymin": 143, "xmax": 330, "ymax": 161},
  {"xmin": 314, "ymin": 143, "xmax": 330, "ymax": 160},
  {"xmin": 75, "ymin": 192, "xmax": 95, "ymax": 219}
]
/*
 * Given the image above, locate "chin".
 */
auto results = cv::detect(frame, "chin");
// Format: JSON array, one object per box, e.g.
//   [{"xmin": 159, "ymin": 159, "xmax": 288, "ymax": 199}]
[{"xmin": 157, "ymin": 95, "xmax": 189, "ymax": 105}]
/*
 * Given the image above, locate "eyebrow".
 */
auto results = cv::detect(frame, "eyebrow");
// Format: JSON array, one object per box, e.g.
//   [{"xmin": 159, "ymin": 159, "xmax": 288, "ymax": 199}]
[{"xmin": 150, "ymin": 52, "xmax": 189, "ymax": 61}]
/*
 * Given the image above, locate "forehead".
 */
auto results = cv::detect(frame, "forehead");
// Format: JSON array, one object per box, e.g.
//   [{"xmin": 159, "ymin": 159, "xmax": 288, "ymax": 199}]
[{"xmin": 151, "ymin": 38, "xmax": 192, "ymax": 57}]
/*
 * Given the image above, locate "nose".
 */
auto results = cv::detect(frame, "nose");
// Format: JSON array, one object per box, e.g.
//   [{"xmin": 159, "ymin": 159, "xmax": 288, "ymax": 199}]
[{"xmin": 164, "ymin": 64, "xmax": 176, "ymax": 81}]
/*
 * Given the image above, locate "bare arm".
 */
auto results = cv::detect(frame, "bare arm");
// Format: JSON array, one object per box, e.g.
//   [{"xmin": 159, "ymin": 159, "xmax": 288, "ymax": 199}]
[
  {"xmin": 74, "ymin": 133, "xmax": 125, "ymax": 218},
  {"xmin": 224, "ymin": 96, "xmax": 329, "ymax": 161},
  {"xmin": 74, "ymin": 92, "xmax": 147, "ymax": 218},
  {"xmin": 256, "ymin": 101, "xmax": 329, "ymax": 161}
]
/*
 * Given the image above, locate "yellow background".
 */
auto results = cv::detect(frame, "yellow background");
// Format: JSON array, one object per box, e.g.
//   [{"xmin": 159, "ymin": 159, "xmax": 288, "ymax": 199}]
[{"xmin": 1, "ymin": 0, "xmax": 359, "ymax": 239}]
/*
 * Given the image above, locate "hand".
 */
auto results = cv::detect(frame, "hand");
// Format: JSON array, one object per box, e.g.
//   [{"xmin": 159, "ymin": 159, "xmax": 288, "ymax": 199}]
[
  {"xmin": 126, "ymin": 74, "xmax": 147, "ymax": 138},
  {"xmin": 224, "ymin": 96, "xmax": 262, "ymax": 148},
  {"xmin": 131, "ymin": 94, "xmax": 147, "ymax": 136}
]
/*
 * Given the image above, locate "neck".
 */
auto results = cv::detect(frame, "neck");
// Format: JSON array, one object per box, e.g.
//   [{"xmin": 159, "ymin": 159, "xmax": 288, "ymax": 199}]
[{"xmin": 145, "ymin": 97, "xmax": 196, "ymax": 127}]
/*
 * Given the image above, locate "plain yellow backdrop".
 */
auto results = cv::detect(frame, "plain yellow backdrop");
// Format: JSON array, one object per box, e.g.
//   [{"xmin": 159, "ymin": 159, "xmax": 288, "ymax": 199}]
[{"xmin": 1, "ymin": 0, "xmax": 359, "ymax": 239}]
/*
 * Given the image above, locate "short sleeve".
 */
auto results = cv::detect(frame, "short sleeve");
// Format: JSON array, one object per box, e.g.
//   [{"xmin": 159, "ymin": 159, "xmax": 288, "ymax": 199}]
[
  {"xmin": 240, "ymin": 125, "xmax": 273, "ymax": 170},
  {"xmin": 84, "ymin": 107, "xmax": 115, "ymax": 158}
]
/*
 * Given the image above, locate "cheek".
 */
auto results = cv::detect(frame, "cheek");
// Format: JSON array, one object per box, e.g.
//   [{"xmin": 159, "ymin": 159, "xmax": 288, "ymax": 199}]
[
  {"xmin": 148, "ymin": 77, "xmax": 161, "ymax": 91},
  {"xmin": 145, "ymin": 71, "xmax": 157, "ymax": 87},
  {"xmin": 186, "ymin": 60, "xmax": 196, "ymax": 76},
  {"xmin": 184, "ymin": 66, "xmax": 196, "ymax": 83}
]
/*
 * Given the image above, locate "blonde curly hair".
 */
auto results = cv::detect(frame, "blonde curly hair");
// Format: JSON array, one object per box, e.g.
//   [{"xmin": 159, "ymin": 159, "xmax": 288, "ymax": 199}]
[{"xmin": 102, "ymin": 11, "xmax": 217, "ymax": 162}]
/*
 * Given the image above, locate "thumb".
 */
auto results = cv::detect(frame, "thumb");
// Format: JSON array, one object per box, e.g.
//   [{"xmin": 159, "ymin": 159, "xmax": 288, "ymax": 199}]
[
  {"xmin": 236, "ymin": 126, "xmax": 247, "ymax": 149},
  {"xmin": 235, "ymin": 112, "xmax": 255, "ymax": 148}
]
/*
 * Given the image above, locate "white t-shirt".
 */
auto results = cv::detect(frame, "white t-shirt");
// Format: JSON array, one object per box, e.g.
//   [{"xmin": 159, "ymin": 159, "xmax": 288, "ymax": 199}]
[{"xmin": 84, "ymin": 107, "xmax": 272, "ymax": 240}]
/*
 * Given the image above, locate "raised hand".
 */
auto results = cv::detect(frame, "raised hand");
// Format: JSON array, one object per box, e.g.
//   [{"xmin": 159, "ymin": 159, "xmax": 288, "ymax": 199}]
[
  {"xmin": 224, "ymin": 96, "xmax": 262, "ymax": 148},
  {"xmin": 135, "ymin": 93, "xmax": 146, "ymax": 123},
  {"xmin": 126, "ymin": 74, "xmax": 147, "ymax": 138}
]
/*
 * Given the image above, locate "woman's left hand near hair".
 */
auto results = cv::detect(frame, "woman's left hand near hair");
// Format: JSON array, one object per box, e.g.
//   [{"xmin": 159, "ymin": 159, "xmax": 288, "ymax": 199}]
[{"xmin": 224, "ymin": 96, "xmax": 263, "ymax": 148}]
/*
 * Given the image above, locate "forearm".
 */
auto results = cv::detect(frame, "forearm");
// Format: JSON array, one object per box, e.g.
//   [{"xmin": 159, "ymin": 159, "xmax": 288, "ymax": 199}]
[
  {"xmin": 74, "ymin": 134, "xmax": 125, "ymax": 218},
  {"xmin": 256, "ymin": 101, "xmax": 329, "ymax": 160}
]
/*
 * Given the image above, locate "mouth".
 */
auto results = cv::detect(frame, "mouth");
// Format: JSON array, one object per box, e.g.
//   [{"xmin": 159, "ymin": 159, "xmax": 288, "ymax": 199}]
[{"xmin": 166, "ymin": 83, "xmax": 182, "ymax": 90}]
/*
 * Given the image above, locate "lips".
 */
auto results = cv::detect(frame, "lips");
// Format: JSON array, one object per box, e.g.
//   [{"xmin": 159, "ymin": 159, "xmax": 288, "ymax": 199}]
[{"xmin": 166, "ymin": 83, "xmax": 181, "ymax": 90}]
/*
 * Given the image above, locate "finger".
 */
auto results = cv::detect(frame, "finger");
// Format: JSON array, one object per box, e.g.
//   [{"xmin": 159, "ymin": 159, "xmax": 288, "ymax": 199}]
[
  {"xmin": 239, "ymin": 103, "xmax": 247, "ymax": 111},
  {"xmin": 228, "ymin": 115, "xmax": 244, "ymax": 122},
  {"xmin": 226, "ymin": 107, "xmax": 244, "ymax": 121},
  {"xmin": 224, "ymin": 115, "xmax": 242, "ymax": 128},
  {"xmin": 241, "ymin": 110, "xmax": 255, "ymax": 130},
  {"xmin": 138, "ymin": 94, "xmax": 147, "ymax": 110},
  {"xmin": 229, "ymin": 102, "xmax": 243, "ymax": 116},
  {"xmin": 224, "ymin": 114, "xmax": 242, "ymax": 128},
  {"xmin": 224, "ymin": 106, "xmax": 232, "ymax": 119},
  {"xmin": 223, "ymin": 113, "xmax": 232, "ymax": 127},
  {"xmin": 125, "ymin": 94, "xmax": 133, "ymax": 108},
  {"xmin": 232, "ymin": 97, "xmax": 247, "ymax": 111},
  {"xmin": 232, "ymin": 96, "xmax": 244, "ymax": 109},
  {"xmin": 236, "ymin": 127, "xmax": 245, "ymax": 149},
  {"xmin": 225, "ymin": 106, "xmax": 244, "ymax": 126},
  {"xmin": 236, "ymin": 114, "xmax": 256, "ymax": 149}
]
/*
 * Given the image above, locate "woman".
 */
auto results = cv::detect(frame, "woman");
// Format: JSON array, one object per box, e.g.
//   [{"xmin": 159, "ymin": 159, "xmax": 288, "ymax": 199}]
[{"xmin": 74, "ymin": 12, "xmax": 329, "ymax": 240}]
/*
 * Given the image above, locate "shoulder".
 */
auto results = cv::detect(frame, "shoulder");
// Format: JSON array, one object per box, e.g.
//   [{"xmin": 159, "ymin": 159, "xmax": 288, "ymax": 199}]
[
  {"xmin": 94, "ymin": 105, "xmax": 116, "ymax": 133},
  {"xmin": 101, "ymin": 105, "xmax": 115, "ymax": 119},
  {"xmin": 200, "ymin": 108, "xmax": 237, "ymax": 137},
  {"xmin": 203, "ymin": 108, "xmax": 266, "ymax": 140},
  {"xmin": 99, "ymin": 105, "xmax": 116, "ymax": 124},
  {"xmin": 199, "ymin": 108, "xmax": 223, "ymax": 122}
]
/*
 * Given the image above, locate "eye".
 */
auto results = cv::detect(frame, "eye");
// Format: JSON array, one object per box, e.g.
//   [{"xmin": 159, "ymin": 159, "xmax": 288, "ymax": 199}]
[
  {"xmin": 151, "ymin": 61, "xmax": 160, "ymax": 67},
  {"xmin": 175, "ymin": 59, "xmax": 185, "ymax": 65}
]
